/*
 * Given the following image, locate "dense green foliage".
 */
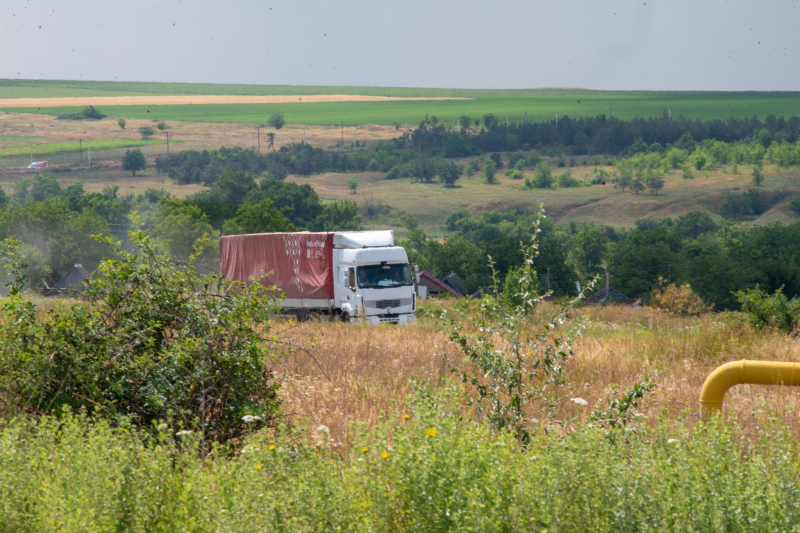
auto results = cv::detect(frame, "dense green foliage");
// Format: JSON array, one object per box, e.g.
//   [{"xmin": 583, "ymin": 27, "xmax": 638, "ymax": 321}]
[
  {"xmin": 0, "ymin": 171, "xmax": 361, "ymax": 288},
  {"xmin": 1, "ymin": 402, "xmax": 800, "ymax": 531},
  {"xmin": 411, "ymin": 113, "xmax": 800, "ymax": 156},
  {"xmin": 401, "ymin": 210, "xmax": 800, "ymax": 309},
  {"xmin": 0, "ymin": 230, "xmax": 281, "ymax": 446},
  {"xmin": 55, "ymin": 105, "xmax": 107, "ymax": 121},
  {"xmin": 737, "ymin": 285, "xmax": 800, "ymax": 333}
]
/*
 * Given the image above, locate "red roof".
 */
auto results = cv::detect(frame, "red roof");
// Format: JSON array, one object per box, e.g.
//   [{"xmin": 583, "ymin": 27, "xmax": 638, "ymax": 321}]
[{"xmin": 418, "ymin": 270, "xmax": 462, "ymax": 297}]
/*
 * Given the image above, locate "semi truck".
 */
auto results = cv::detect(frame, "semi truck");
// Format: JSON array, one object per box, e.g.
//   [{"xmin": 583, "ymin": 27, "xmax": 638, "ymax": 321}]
[{"xmin": 219, "ymin": 230, "xmax": 417, "ymax": 325}]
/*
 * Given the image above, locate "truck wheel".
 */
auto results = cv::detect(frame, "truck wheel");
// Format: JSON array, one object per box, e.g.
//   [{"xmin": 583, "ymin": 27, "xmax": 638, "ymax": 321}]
[{"xmin": 340, "ymin": 311, "xmax": 350, "ymax": 323}]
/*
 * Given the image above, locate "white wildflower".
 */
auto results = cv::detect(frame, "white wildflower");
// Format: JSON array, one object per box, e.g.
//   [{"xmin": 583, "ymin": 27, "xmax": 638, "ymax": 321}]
[
  {"xmin": 317, "ymin": 425, "xmax": 329, "ymax": 433},
  {"xmin": 667, "ymin": 438, "xmax": 679, "ymax": 444},
  {"xmin": 241, "ymin": 444, "xmax": 258, "ymax": 454},
  {"xmin": 570, "ymin": 397, "xmax": 589, "ymax": 406},
  {"xmin": 242, "ymin": 415, "xmax": 262, "ymax": 423},
  {"xmin": 175, "ymin": 430, "xmax": 193, "ymax": 437}
]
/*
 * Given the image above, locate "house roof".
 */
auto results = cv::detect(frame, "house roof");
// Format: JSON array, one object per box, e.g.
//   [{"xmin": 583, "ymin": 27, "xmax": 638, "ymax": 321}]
[
  {"xmin": 418, "ymin": 270, "xmax": 462, "ymax": 297},
  {"xmin": 46, "ymin": 264, "xmax": 92, "ymax": 295},
  {"xmin": 589, "ymin": 287, "xmax": 630, "ymax": 300},
  {"xmin": 443, "ymin": 272, "xmax": 466, "ymax": 296}
]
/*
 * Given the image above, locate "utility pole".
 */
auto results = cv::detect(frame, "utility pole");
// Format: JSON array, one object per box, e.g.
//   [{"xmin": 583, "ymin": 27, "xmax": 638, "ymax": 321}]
[
  {"xmin": 353, "ymin": 126, "xmax": 356, "ymax": 149},
  {"xmin": 546, "ymin": 268, "xmax": 551, "ymax": 292},
  {"xmin": 555, "ymin": 113, "xmax": 558, "ymax": 126},
  {"xmin": 198, "ymin": 135, "xmax": 201, "ymax": 151},
  {"xmin": 257, "ymin": 126, "xmax": 260, "ymax": 152},
  {"xmin": 166, "ymin": 133, "xmax": 170, "ymax": 155},
  {"xmin": 144, "ymin": 141, "xmax": 147, "ymax": 159},
  {"xmin": 668, "ymin": 108, "xmax": 671, "ymax": 119},
  {"xmin": 457, "ymin": 117, "xmax": 460, "ymax": 128},
  {"xmin": 727, "ymin": 104, "xmax": 730, "ymax": 120},
  {"xmin": 88, "ymin": 143, "xmax": 91, "ymax": 169},
  {"xmin": 80, "ymin": 138, "xmax": 83, "ymax": 165},
  {"xmin": 525, "ymin": 110, "xmax": 528, "ymax": 123},
  {"xmin": 341, "ymin": 120, "xmax": 344, "ymax": 149},
  {"xmin": 30, "ymin": 147, "xmax": 33, "ymax": 165},
  {"xmin": 506, "ymin": 116, "xmax": 509, "ymax": 126},
  {"xmin": 303, "ymin": 129, "xmax": 306, "ymax": 146}
]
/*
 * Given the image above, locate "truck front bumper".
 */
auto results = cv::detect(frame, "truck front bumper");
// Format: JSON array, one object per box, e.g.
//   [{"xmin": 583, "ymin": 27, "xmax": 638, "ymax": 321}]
[{"xmin": 356, "ymin": 313, "xmax": 416, "ymax": 326}]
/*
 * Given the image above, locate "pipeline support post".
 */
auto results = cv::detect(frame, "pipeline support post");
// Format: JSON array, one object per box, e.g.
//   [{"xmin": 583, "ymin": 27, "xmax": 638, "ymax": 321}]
[{"xmin": 700, "ymin": 360, "xmax": 800, "ymax": 421}]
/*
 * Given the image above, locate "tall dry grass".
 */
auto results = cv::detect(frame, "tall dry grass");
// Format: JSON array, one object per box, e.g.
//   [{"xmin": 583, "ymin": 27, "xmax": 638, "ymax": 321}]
[{"xmin": 275, "ymin": 304, "xmax": 800, "ymax": 444}]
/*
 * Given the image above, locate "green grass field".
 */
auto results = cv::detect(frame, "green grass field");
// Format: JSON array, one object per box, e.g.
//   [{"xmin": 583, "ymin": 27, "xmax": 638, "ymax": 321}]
[
  {"xmin": 3, "ymin": 79, "xmax": 800, "ymax": 126},
  {"xmin": 0, "ymin": 137, "xmax": 168, "ymax": 158}
]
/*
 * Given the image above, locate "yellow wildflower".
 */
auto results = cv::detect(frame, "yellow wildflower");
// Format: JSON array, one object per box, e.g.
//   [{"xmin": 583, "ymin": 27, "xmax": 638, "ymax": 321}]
[
  {"xmin": 255, "ymin": 464, "xmax": 262, "ymax": 469},
  {"xmin": 381, "ymin": 451, "xmax": 389, "ymax": 459},
  {"xmin": 403, "ymin": 414, "xmax": 410, "ymax": 419},
  {"xmin": 268, "ymin": 444, "xmax": 275, "ymax": 451},
  {"xmin": 362, "ymin": 447, "xmax": 368, "ymax": 453},
  {"xmin": 426, "ymin": 428, "xmax": 437, "ymax": 437}
]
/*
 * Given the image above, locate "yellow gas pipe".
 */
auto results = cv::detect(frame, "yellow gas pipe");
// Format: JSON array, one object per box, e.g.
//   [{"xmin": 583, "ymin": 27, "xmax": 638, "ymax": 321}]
[{"xmin": 700, "ymin": 360, "xmax": 800, "ymax": 421}]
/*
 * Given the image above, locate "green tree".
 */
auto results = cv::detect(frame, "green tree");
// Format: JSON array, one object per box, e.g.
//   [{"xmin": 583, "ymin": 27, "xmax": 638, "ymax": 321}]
[
  {"xmin": 482, "ymin": 114, "xmax": 499, "ymax": 130},
  {"xmin": 645, "ymin": 169, "xmax": 665, "ymax": 195},
  {"xmin": 412, "ymin": 157, "xmax": 436, "ymax": 183},
  {"xmin": 789, "ymin": 198, "xmax": 800, "ymax": 218},
  {"xmin": 483, "ymin": 160, "xmax": 498, "ymax": 184},
  {"xmin": 122, "ymin": 149, "xmax": 146, "ymax": 176},
  {"xmin": 222, "ymin": 198, "xmax": 297, "ymax": 235},
  {"xmin": 138, "ymin": 125, "xmax": 154, "ymax": 139},
  {"xmin": 117, "ymin": 117, "xmax": 126, "ymax": 129},
  {"xmin": 156, "ymin": 120, "xmax": 168, "ymax": 131},
  {"xmin": 459, "ymin": 115, "xmax": 472, "ymax": 132},
  {"xmin": 681, "ymin": 163, "xmax": 694, "ymax": 180},
  {"xmin": 752, "ymin": 163, "xmax": 764, "ymax": 186},
  {"xmin": 347, "ymin": 179, "xmax": 358, "ymax": 195},
  {"xmin": 150, "ymin": 201, "xmax": 220, "ymax": 262},
  {"xmin": 438, "ymin": 161, "xmax": 462, "ymax": 187},
  {"xmin": 528, "ymin": 163, "xmax": 553, "ymax": 189},
  {"xmin": 615, "ymin": 168, "xmax": 633, "ymax": 192},
  {"xmin": 311, "ymin": 200, "xmax": 363, "ymax": 231},
  {"xmin": 268, "ymin": 113, "xmax": 285, "ymax": 129}
]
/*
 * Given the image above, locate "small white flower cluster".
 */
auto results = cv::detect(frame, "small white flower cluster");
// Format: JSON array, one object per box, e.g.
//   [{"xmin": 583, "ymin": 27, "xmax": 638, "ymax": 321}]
[
  {"xmin": 242, "ymin": 415, "xmax": 262, "ymax": 423},
  {"xmin": 176, "ymin": 430, "xmax": 193, "ymax": 437},
  {"xmin": 570, "ymin": 397, "xmax": 589, "ymax": 406}
]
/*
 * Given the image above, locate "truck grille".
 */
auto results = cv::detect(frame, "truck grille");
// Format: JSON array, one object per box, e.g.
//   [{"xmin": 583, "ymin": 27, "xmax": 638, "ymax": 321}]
[{"xmin": 366, "ymin": 298, "xmax": 412, "ymax": 309}]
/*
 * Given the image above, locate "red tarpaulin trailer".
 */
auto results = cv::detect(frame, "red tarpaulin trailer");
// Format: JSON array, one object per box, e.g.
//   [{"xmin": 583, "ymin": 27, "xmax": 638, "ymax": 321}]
[{"xmin": 219, "ymin": 232, "xmax": 335, "ymax": 300}]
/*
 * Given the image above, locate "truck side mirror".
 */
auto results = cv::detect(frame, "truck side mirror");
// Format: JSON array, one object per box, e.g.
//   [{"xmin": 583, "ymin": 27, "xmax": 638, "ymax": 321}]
[
  {"xmin": 413, "ymin": 264, "xmax": 419, "ymax": 273},
  {"xmin": 348, "ymin": 268, "xmax": 356, "ymax": 290}
]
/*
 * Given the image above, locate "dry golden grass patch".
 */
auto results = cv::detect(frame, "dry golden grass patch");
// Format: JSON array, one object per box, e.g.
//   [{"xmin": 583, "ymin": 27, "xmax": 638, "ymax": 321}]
[{"xmin": 273, "ymin": 304, "xmax": 800, "ymax": 444}]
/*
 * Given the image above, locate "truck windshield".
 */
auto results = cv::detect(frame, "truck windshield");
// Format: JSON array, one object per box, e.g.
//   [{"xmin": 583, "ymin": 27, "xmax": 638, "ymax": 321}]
[{"xmin": 356, "ymin": 264, "xmax": 412, "ymax": 289}]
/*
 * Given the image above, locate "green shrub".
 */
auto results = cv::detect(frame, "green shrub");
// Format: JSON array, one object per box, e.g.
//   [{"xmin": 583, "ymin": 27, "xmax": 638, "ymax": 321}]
[
  {"xmin": 268, "ymin": 112, "xmax": 285, "ymax": 129},
  {"xmin": 139, "ymin": 125, "xmax": 154, "ymax": 139},
  {"xmin": 736, "ymin": 285, "xmax": 800, "ymax": 333},
  {"xmin": 507, "ymin": 169, "xmax": 524, "ymax": 180},
  {"xmin": 385, "ymin": 165, "xmax": 400, "ymax": 179},
  {"xmin": 0, "ymin": 231, "xmax": 281, "ymax": 448},
  {"xmin": 557, "ymin": 170, "xmax": 583, "ymax": 188}
]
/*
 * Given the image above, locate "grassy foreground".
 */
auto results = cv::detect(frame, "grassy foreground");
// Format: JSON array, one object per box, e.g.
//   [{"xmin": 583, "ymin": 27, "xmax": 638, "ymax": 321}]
[
  {"xmin": 3, "ymin": 80, "xmax": 800, "ymax": 125},
  {"xmin": 1, "ymin": 404, "xmax": 798, "ymax": 531},
  {"xmin": 2, "ymin": 300, "xmax": 800, "ymax": 530}
]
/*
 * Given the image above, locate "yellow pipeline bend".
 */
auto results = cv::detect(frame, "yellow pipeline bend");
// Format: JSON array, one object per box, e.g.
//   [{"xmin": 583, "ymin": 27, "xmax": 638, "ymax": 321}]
[{"xmin": 700, "ymin": 360, "xmax": 800, "ymax": 421}]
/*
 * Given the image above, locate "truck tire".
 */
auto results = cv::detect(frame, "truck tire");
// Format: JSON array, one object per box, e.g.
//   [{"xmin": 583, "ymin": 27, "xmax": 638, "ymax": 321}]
[{"xmin": 340, "ymin": 311, "xmax": 350, "ymax": 323}]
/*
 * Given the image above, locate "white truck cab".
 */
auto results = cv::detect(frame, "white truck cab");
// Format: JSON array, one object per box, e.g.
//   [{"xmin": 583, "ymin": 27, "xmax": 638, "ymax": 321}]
[{"xmin": 335, "ymin": 245, "xmax": 417, "ymax": 325}]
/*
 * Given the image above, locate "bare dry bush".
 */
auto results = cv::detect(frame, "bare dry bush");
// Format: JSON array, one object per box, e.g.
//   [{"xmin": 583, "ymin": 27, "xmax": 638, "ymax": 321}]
[{"xmin": 649, "ymin": 277, "xmax": 712, "ymax": 316}]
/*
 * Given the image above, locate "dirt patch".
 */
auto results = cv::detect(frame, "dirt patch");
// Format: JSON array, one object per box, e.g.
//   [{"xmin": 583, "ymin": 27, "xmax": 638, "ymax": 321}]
[{"xmin": 0, "ymin": 95, "xmax": 471, "ymax": 108}]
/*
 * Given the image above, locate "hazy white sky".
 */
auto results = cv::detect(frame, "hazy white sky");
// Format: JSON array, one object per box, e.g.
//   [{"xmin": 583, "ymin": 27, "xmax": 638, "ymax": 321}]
[{"xmin": 1, "ymin": 0, "xmax": 798, "ymax": 90}]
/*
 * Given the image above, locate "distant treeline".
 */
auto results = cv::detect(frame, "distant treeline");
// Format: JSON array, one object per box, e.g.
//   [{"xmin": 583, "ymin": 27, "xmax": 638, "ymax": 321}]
[
  {"xmin": 154, "ymin": 114, "xmax": 800, "ymax": 187},
  {"xmin": 411, "ymin": 113, "xmax": 800, "ymax": 156},
  {"xmin": 0, "ymin": 172, "xmax": 362, "ymax": 290},
  {"xmin": 400, "ymin": 210, "xmax": 800, "ymax": 310}
]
